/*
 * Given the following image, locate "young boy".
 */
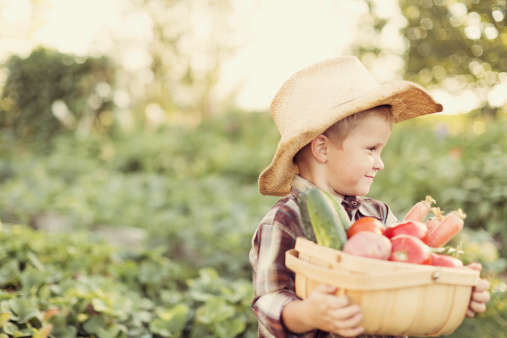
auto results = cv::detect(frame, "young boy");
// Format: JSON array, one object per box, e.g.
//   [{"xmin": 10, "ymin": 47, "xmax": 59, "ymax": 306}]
[{"xmin": 249, "ymin": 57, "xmax": 490, "ymax": 338}]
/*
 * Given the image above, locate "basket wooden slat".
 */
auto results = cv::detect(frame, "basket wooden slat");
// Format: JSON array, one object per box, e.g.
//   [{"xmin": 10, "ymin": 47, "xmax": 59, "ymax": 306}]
[{"xmin": 285, "ymin": 237, "xmax": 479, "ymax": 337}]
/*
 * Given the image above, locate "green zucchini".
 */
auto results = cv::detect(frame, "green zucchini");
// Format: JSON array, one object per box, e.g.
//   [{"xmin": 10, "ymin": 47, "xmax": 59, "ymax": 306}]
[
  {"xmin": 296, "ymin": 191, "xmax": 317, "ymax": 241},
  {"xmin": 323, "ymin": 191, "xmax": 352, "ymax": 231},
  {"xmin": 304, "ymin": 188, "xmax": 348, "ymax": 250}
]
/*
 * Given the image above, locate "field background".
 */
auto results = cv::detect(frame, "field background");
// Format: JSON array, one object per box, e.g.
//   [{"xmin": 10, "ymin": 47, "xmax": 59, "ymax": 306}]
[{"xmin": 0, "ymin": 0, "xmax": 505, "ymax": 337}]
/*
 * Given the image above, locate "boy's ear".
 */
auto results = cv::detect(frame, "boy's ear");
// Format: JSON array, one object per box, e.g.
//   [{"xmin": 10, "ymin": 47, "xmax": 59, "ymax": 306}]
[{"xmin": 310, "ymin": 135, "xmax": 329, "ymax": 163}]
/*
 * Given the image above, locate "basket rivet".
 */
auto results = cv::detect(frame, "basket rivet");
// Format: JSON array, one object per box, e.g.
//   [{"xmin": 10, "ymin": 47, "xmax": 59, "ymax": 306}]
[{"xmin": 432, "ymin": 271, "xmax": 440, "ymax": 281}]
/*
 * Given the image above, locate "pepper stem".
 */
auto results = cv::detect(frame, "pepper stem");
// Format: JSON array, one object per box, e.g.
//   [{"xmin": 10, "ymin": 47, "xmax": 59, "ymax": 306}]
[
  {"xmin": 431, "ymin": 246, "xmax": 464, "ymax": 257},
  {"xmin": 425, "ymin": 195, "xmax": 436, "ymax": 205},
  {"xmin": 430, "ymin": 207, "xmax": 443, "ymax": 220}
]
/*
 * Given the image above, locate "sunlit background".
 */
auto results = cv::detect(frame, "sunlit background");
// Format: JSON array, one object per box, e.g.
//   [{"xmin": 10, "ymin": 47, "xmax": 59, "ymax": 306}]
[
  {"xmin": 2, "ymin": 0, "xmax": 505, "ymax": 119},
  {"xmin": 0, "ymin": 0, "xmax": 505, "ymax": 337}
]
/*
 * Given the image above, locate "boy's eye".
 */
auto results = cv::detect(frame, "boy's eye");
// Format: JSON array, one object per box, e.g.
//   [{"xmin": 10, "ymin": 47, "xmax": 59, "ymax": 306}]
[{"xmin": 367, "ymin": 146, "xmax": 376, "ymax": 151}]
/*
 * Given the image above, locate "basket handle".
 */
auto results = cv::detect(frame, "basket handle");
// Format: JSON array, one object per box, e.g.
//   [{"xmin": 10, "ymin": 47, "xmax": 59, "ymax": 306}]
[{"xmin": 286, "ymin": 249, "xmax": 479, "ymax": 290}]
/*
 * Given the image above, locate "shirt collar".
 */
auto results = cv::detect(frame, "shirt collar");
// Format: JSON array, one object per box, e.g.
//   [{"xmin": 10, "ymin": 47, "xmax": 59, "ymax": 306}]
[
  {"xmin": 290, "ymin": 175, "xmax": 345, "ymax": 203},
  {"xmin": 290, "ymin": 175, "xmax": 363, "ymax": 211}
]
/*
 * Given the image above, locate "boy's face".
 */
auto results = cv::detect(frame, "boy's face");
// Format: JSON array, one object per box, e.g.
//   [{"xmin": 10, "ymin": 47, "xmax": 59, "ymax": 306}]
[{"xmin": 325, "ymin": 112, "xmax": 392, "ymax": 196}]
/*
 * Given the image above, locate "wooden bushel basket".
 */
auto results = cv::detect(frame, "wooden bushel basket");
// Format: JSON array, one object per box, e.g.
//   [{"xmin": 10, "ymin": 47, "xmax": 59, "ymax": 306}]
[{"xmin": 286, "ymin": 237, "xmax": 480, "ymax": 337}]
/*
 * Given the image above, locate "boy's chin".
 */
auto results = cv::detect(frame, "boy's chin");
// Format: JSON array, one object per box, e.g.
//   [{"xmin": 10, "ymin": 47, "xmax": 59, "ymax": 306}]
[
  {"xmin": 332, "ymin": 181, "xmax": 372, "ymax": 196},
  {"xmin": 350, "ymin": 185, "xmax": 371, "ymax": 196}
]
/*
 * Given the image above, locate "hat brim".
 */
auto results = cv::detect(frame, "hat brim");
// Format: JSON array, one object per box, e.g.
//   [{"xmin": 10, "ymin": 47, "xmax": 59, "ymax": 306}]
[{"xmin": 258, "ymin": 80, "xmax": 443, "ymax": 196}]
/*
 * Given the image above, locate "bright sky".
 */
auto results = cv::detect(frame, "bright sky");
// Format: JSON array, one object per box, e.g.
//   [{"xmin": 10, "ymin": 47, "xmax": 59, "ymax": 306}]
[
  {"xmin": 0, "ymin": 0, "xmax": 504, "ymax": 113},
  {"xmin": 216, "ymin": 0, "xmax": 368, "ymax": 110}
]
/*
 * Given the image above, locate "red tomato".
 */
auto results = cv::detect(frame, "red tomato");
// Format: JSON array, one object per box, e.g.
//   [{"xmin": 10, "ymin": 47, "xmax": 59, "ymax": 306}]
[
  {"xmin": 347, "ymin": 217, "xmax": 385, "ymax": 238},
  {"xmin": 343, "ymin": 232, "xmax": 392, "ymax": 260},
  {"xmin": 389, "ymin": 235, "xmax": 432, "ymax": 265},
  {"xmin": 384, "ymin": 220, "xmax": 428, "ymax": 241},
  {"xmin": 430, "ymin": 253, "xmax": 463, "ymax": 268}
]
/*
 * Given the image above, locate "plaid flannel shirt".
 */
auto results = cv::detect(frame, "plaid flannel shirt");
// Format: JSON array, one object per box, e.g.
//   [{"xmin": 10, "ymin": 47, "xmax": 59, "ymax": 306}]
[{"xmin": 249, "ymin": 175, "xmax": 405, "ymax": 338}]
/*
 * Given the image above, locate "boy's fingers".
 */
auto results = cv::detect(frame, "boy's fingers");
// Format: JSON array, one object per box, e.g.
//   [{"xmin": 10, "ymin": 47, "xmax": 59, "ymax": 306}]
[
  {"xmin": 332, "ymin": 326, "xmax": 364, "ymax": 337},
  {"xmin": 465, "ymin": 262, "xmax": 482, "ymax": 272},
  {"xmin": 475, "ymin": 279, "xmax": 490, "ymax": 292},
  {"xmin": 322, "ymin": 294, "xmax": 348, "ymax": 309},
  {"xmin": 466, "ymin": 309, "xmax": 475, "ymax": 318},
  {"xmin": 469, "ymin": 301, "xmax": 486, "ymax": 313},
  {"xmin": 332, "ymin": 312, "xmax": 363, "ymax": 330},
  {"xmin": 333, "ymin": 295, "xmax": 349, "ymax": 307},
  {"xmin": 472, "ymin": 290, "xmax": 490, "ymax": 303},
  {"xmin": 331, "ymin": 304, "xmax": 361, "ymax": 319},
  {"xmin": 314, "ymin": 284, "xmax": 337, "ymax": 294}
]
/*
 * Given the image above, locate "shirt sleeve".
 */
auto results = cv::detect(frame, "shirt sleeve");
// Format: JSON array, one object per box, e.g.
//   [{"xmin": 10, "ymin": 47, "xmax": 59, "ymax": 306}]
[{"xmin": 250, "ymin": 222, "xmax": 306, "ymax": 338}]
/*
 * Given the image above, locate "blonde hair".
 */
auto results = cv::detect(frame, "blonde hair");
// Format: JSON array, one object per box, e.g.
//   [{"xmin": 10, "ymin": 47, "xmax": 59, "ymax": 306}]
[
  {"xmin": 324, "ymin": 105, "xmax": 393, "ymax": 146},
  {"xmin": 294, "ymin": 105, "xmax": 393, "ymax": 163}
]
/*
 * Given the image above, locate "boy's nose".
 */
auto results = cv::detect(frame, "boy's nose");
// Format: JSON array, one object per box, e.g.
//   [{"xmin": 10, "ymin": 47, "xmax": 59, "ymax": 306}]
[{"xmin": 374, "ymin": 155, "xmax": 384, "ymax": 171}]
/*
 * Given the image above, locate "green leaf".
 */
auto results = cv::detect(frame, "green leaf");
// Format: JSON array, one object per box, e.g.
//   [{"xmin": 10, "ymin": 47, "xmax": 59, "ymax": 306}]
[
  {"xmin": 213, "ymin": 317, "xmax": 246, "ymax": 338},
  {"xmin": 20, "ymin": 267, "xmax": 47, "ymax": 291},
  {"xmin": 8, "ymin": 298, "xmax": 41, "ymax": 323},
  {"xmin": 149, "ymin": 319, "xmax": 171, "ymax": 337},
  {"xmin": 149, "ymin": 304, "xmax": 189, "ymax": 337},
  {"xmin": 0, "ymin": 312, "xmax": 10, "ymax": 328},
  {"xmin": 83, "ymin": 316, "xmax": 107, "ymax": 335},
  {"xmin": 2, "ymin": 321, "xmax": 33, "ymax": 337},
  {"xmin": 32, "ymin": 325, "xmax": 52, "ymax": 338},
  {"xmin": 0, "ymin": 260, "xmax": 19, "ymax": 285},
  {"xmin": 196, "ymin": 297, "xmax": 235, "ymax": 325},
  {"xmin": 26, "ymin": 252, "xmax": 43, "ymax": 271},
  {"xmin": 91, "ymin": 298, "xmax": 109, "ymax": 312},
  {"xmin": 96, "ymin": 324, "xmax": 121, "ymax": 338}
]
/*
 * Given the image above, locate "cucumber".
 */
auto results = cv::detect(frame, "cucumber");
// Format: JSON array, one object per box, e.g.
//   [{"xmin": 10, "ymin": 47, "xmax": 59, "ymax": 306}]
[
  {"xmin": 323, "ymin": 191, "xmax": 352, "ymax": 231},
  {"xmin": 303, "ymin": 188, "xmax": 348, "ymax": 250},
  {"xmin": 296, "ymin": 191, "xmax": 317, "ymax": 241}
]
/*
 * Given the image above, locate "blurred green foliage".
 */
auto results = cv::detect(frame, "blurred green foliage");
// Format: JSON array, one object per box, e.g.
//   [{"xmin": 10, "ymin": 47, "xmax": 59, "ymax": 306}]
[
  {"xmin": 0, "ymin": 47, "xmax": 116, "ymax": 142},
  {"xmin": 354, "ymin": 0, "xmax": 506, "ymax": 118},
  {"xmin": 0, "ymin": 223, "xmax": 256, "ymax": 337},
  {"xmin": 0, "ymin": 112, "xmax": 279, "ymax": 278},
  {"xmin": 0, "ymin": 111, "xmax": 506, "ymax": 336},
  {"xmin": 370, "ymin": 115, "xmax": 507, "ymax": 257},
  {"xmin": 0, "ymin": 1, "xmax": 505, "ymax": 335}
]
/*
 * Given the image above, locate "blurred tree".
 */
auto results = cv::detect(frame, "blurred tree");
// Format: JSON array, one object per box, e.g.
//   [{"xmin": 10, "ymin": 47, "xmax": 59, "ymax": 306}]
[
  {"xmin": 0, "ymin": 47, "xmax": 116, "ymax": 142},
  {"xmin": 128, "ymin": 0, "xmax": 236, "ymax": 122},
  {"xmin": 351, "ymin": 0, "xmax": 506, "ymax": 118}
]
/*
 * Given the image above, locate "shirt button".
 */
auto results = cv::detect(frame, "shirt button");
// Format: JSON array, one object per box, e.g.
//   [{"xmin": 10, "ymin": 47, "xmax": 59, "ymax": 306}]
[{"xmin": 350, "ymin": 201, "xmax": 360, "ymax": 208}]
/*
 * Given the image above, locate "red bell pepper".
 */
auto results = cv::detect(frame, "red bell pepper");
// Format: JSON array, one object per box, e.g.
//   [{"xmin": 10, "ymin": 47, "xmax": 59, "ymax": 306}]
[
  {"xmin": 429, "ymin": 253, "xmax": 464, "ymax": 268},
  {"xmin": 389, "ymin": 235, "xmax": 432, "ymax": 265},
  {"xmin": 347, "ymin": 217, "xmax": 385, "ymax": 238},
  {"xmin": 426, "ymin": 207, "xmax": 443, "ymax": 233},
  {"xmin": 403, "ymin": 195, "xmax": 436, "ymax": 222},
  {"xmin": 425, "ymin": 209, "xmax": 466, "ymax": 247},
  {"xmin": 384, "ymin": 220, "xmax": 428, "ymax": 241}
]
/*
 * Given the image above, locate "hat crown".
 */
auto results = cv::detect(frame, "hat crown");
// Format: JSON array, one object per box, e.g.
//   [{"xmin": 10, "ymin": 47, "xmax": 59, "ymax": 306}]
[{"xmin": 271, "ymin": 56, "xmax": 379, "ymax": 139}]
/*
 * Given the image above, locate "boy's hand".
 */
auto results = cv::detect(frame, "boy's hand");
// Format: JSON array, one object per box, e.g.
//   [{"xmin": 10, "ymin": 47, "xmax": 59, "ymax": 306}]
[
  {"xmin": 465, "ymin": 263, "xmax": 490, "ymax": 318},
  {"xmin": 304, "ymin": 284, "xmax": 364, "ymax": 337}
]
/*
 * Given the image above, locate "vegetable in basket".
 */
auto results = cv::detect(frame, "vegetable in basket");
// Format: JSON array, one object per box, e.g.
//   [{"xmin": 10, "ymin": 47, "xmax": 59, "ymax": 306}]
[
  {"xmin": 425, "ymin": 209, "xmax": 466, "ymax": 247},
  {"xmin": 430, "ymin": 253, "xmax": 464, "ymax": 268},
  {"xmin": 297, "ymin": 188, "xmax": 349, "ymax": 250},
  {"xmin": 389, "ymin": 235, "xmax": 432, "ymax": 264},
  {"xmin": 343, "ymin": 231, "xmax": 391, "ymax": 260},
  {"xmin": 347, "ymin": 217, "xmax": 385, "ymax": 238},
  {"xmin": 426, "ymin": 207, "xmax": 443, "ymax": 233},
  {"xmin": 384, "ymin": 220, "xmax": 428, "ymax": 241},
  {"xmin": 403, "ymin": 195, "xmax": 436, "ymax": 221}
]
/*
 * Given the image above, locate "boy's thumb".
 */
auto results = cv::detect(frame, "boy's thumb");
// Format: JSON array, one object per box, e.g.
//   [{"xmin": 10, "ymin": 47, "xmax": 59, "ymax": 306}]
[{"xmin": 316, "ymin": 284, "xmax": 337, "ymax": 294}]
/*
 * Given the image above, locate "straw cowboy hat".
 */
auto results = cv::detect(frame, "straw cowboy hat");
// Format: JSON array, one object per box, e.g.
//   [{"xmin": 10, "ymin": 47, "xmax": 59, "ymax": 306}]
[{"xmin": 258, "ymin": 56, "xmax": 443, "ymax": 196}]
